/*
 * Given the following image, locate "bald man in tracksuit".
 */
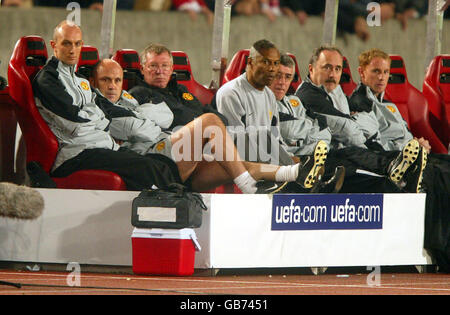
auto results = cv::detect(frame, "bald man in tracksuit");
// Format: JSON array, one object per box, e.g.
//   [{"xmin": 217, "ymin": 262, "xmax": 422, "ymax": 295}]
[{"xmin": 32, "ymin": 21, "xmax": 183, "ymax": 191}]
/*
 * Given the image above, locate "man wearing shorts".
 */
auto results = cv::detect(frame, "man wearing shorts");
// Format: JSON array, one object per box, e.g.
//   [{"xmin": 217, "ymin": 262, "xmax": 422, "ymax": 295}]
[{"xmin": 90, "ymin": 58, "xmax": 326, "ymax": 193}]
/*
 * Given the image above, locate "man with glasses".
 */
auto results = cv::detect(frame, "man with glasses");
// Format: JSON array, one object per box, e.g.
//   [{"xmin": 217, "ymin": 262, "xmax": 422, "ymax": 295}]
[
  {"xmin": 130, "ymin": 43, "xmax": 227, "ymax": 128},
  {"xmin": 271, "ymin": 54, "xmax": 332, "ymax": 157}
]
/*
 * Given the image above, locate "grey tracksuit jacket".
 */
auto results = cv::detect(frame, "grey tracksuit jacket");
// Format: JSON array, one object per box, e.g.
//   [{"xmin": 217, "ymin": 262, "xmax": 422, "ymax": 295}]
[
  {"xmin": 33, "ymin": 57, "xmax": 119, "ymax": 171},
  {"xmin": 349, "ymin": 83, "xmax": 413, "ymax": 151},
  {"xmin": 94, "ymin": 89, "xmax": 173, "ymax": 155},
  {"xmin": 277, "ymin": 94, "xmax": 332, "ymax": 155}
]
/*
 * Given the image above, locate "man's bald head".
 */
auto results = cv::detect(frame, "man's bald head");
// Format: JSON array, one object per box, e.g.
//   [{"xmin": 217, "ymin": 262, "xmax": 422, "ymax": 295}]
[
  {"xmin": 52, "ymin": 20, "xmax": 82, "ymax": 42},
  {"xmin": 50, "ymin": 20, "xmax": 83, "ymax": 65},
  {"xmin": 92, "ymin": 59, "xmax": 123, "ymax": 78},
  {"xmin": 91, "ymin": 59, "xmax": 124, "ymax": 103}
]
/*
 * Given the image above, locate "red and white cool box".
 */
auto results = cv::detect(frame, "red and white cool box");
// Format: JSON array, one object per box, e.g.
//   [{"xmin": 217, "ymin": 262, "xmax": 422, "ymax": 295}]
[{"xmin": 131, "ymin": 228, "xmax": 201, "ymax": 276}]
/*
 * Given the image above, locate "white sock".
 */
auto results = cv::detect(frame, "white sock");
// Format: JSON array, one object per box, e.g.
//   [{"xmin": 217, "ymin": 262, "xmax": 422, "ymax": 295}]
[
  {"xmin": 233, "ymin": 171, "xmax": 257, "ymax": 194},
  {"xmin": 275, "ymin": 164, "xmax": 300, "ymax": 182}
]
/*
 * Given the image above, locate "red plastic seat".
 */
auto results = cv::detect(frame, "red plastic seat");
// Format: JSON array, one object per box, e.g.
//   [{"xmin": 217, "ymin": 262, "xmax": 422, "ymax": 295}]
[
  {"xmin": 340, "ymin": 56, "xmax": 357, "ymax": 96},
  {"xmin": 286, "ymin": 52, "xmax": 302, "ymax": 95},
  {"xmin": 221, "ymin": 49, "xmax": 250, "ymax": 86},
  {"xmin": 222, "ymin": 49, "xmax": 301, "ymax": 95},
  {"xmin": 112, "ymin": 48, "xmax": 142, "ymax": 91},
  {"xmin": 8, "ymin": 36, "xmax": 126, "ymax": 190},
  {"xmin": 422, "ymin": 54, "xmax": 450, "ymax": 147},
  {"xmin": 171, "ymin": 51, "xmax": 214, "ymax": 106},
  {"xmin": 385, "ymin": 55, "xmax": 447, "ymax": 154},
  {"xmin": 76, "ymin": 45, "xmax": 99, "ymax": 79}
]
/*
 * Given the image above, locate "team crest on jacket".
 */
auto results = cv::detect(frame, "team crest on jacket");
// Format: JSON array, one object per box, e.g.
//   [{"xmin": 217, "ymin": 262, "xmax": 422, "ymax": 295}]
[
  {"xmin": 290, "ymin": 99, "xmax": 300, "ymax": 107},
  {"xmin": 387, "ymin": 105, "xmax": 396, "ymax": 113},
  {"xmin": 123, "ymin": 92, "xmax": 134, "ymax": 100},
  {"xmin": 156, "ymin": 141, "xmax": 165, "ymax": 151},
  {"xmin": 80, "ymin": 81, "xmax": 90, "ymax": 91},
  {"xmin": 182, "ymin": 92, "xmax": 194, "ymax": 101}
]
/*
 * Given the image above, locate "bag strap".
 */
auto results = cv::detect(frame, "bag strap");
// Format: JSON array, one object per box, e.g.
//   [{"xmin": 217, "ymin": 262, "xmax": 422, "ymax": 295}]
[
  {"xmin": 139, "ymin": 184, "xmax": 207, "ymax": 211},
  {"xmin": 167, "ymin": 183, "xmax": 187, "ymax": 196},
  {"xmin": 189, "ymin": 192, "xmax": 207, "ymax": 211}
]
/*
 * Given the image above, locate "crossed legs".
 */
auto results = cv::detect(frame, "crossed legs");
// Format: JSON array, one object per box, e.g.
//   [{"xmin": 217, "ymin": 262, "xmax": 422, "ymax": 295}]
[{"xmin": 169, "ymin": 113, "xmax": 305, "ymax": 193}]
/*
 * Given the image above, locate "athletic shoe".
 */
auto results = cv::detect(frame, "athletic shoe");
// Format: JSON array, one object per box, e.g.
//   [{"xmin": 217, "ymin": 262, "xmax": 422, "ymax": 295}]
[
  {"xmin": 310, "ymin": 166, "xmax": 346, "ymax": 193},
  {"xmin": 255, "ymin": 181, "xmax": 289, "ymax": 194},
  {"xmin": 388, "ymin": 138, "xmax": 420, "ymax": 186},
  {"xmin": 404, "ymin": 146, "xmax": 428, "ymax": 193},
  {"xmin": 296, "ymin": 140, "xmax": 328, "ymax": 189}
]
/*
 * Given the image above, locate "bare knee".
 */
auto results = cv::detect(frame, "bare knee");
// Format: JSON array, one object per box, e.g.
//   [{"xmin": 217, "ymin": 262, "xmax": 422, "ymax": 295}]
[{"xmin": 199, "ymin": 113, "xmax": 224, "ymax": 129}]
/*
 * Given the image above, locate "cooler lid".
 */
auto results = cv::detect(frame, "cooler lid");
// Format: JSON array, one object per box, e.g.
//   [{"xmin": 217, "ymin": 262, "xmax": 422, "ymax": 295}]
[{"xmin": 132, "ymin": 228, "xmax": 201, "ymax": 251}]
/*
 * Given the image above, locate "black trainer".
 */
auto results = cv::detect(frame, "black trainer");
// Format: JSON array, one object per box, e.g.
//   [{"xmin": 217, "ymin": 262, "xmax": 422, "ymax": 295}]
[
  {"xmin": 310, "ymin": 166, "xmax": 346, "ymax": 193},
  {"xmin": 388, "ymin": 138, "xmax": 420, "ymax": 187},
  {"xmin": 255, "ymin": 181, "xmax": 289, "ymax": 194},
  {"xmin": 296, "ymin": 140, "xmax": 328, "ymax": 189}
]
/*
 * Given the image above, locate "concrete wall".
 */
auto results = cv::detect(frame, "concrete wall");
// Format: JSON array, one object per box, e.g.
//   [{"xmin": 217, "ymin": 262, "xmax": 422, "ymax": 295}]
[{"xmin": 1, "ymin": 7, "xmax": 449, "ymax": 90}]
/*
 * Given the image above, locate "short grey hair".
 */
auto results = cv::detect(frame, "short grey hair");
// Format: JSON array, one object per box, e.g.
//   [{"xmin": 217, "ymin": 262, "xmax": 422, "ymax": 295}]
[
  {"xmin": 280, "ymin": 54, "xmax": 295, "ymax": 70},
  {"xmin": 140, "ymin": 43, "xmax": 173, "ymax": 66}
]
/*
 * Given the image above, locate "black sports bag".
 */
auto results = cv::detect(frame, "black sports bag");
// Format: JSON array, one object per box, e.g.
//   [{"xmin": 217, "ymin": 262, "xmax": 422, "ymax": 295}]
[{"xmin": 131, "ymin": 183, "xmax": 207, "ymax": 229}]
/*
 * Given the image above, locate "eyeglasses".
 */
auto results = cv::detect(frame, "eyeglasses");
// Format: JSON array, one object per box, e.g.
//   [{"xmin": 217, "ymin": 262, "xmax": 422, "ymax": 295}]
[
  {"xmin": 275, "ymin": 72, "xmax": 293, "ymax": 81},
  {"xmin": 146, "ymin": 63, "xmax": 172, "ymax": 72}
]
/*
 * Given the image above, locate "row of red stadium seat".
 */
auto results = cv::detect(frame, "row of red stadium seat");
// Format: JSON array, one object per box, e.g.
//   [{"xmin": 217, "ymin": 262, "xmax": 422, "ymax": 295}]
[
  {"xmin": 44, "ymin": 40, "xmax": 450, "ymax": 155},
  {"xmin": 385, "ymin": 55, "xmax": 447, "ymax": 154},
  {"xmin": 3, "ymin": 35, "xmax": 449, "ymax": 191}
]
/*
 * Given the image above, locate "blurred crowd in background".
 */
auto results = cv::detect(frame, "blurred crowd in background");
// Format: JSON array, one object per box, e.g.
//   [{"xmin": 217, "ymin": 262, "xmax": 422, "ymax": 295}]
[{"xmin": 1, "ymin": 1, "xmax": 449, "ymax": 41}]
